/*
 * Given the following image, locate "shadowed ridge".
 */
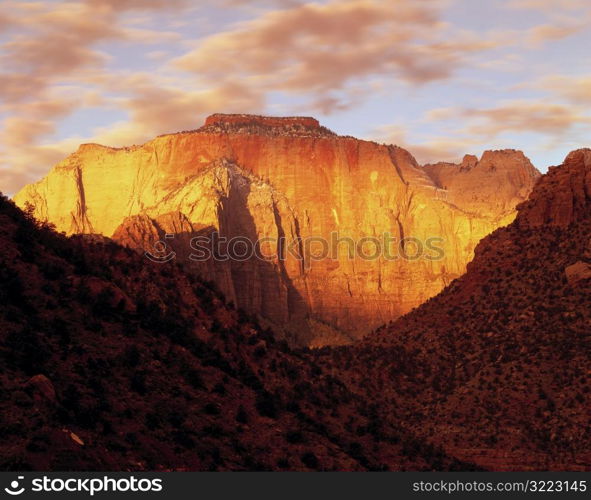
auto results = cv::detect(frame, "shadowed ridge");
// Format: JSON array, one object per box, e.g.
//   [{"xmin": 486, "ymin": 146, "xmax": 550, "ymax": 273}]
[
  {"xmin": 320, "ymin": 148, "xmax": 591, "ymax": 470},
  {"xmin": 0, "ymin": 192, "xmax": 477, "ymax": 471},
  {"xmin": 518, "ymin": 148, "xmax": 591, "ymax": 228}
]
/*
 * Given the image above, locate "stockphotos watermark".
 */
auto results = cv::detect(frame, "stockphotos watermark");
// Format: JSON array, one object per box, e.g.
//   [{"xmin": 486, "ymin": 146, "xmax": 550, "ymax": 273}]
[
  {"xmin": 2, "ymin": 475, "xmax": 163, "ymax": 496},
  {"xmin": 145, "ymin": 231, "xmax": 445, "ymax": 266}
]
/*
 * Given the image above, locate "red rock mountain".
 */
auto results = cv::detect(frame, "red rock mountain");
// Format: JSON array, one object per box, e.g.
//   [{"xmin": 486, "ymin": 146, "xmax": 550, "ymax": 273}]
[
  {"xmin": 14, "ymin": 114, "xmax": 540, "ymax": 346},
  {"xmin": 2, "ymin": 147, "xmax": 590, "ymax": 470},
  {"xmin": 0, "ymin": 193, "xmax": 476, "ymax": 471},
  {"xmin": 316, "ymin": 149, "xmax": 591, "ymax": 470}
]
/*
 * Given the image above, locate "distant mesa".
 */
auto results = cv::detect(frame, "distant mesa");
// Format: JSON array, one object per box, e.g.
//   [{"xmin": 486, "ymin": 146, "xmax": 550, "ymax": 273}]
[
  {"xmin": 204, "ymin": 113, "xmax": 321, "ymax": 129},
  {"xmin": 200, "ymin": 113, "xmax": 335, "ymax": 137}
]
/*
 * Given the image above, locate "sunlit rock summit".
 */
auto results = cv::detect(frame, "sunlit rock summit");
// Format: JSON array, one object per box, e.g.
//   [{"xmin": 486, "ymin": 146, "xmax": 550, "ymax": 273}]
[{"xmin": 14, "ymin": 114, "xmax": 540, "ymax": 346}]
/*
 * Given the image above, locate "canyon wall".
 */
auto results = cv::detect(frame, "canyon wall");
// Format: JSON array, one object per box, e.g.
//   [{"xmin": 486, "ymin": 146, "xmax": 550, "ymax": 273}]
[
  {"xmin": 350, "ymin": 149, "xmax": 591, "ymax": 469},
  {"xmin": 14, "ymin": 114, "xmax": 540, "ymax": 346}
]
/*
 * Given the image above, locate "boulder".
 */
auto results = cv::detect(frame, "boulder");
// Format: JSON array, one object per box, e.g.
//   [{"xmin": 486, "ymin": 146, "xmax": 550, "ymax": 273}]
[{"xmin": 565, "ymin": 261, "xmax": 591, "ymax": 285}]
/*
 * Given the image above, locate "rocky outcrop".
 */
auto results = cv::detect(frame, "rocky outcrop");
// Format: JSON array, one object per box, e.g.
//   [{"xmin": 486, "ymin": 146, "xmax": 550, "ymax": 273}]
[
  {"xmin": 25, "ymin": 375, "xmax": 56, "ymax": 405},
  {"xmin": 424, "ymin": 149, "xmax": 540, "ymax": 221},
  {"xmin": 204, "ymin": 113, "xmax": 323, "ymax": 131},
  {"xmin": 335, "ymin": 148, "xmax": 591, "ymax": 469},
  {"xmin": 518, "ymin": 148, "xmax": 591, "ymax": 228},
  {"xmin": 565, "ymin": 261, "xmax": 591, "ymax": 285},
  {"xmin": 13, "ymin": 114, "xmax": 540, "ymax": 346}
]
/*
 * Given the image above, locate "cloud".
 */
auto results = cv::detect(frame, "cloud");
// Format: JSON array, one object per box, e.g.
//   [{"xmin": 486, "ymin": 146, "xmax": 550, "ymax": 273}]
[
  {"xmin": 0, "ymin": 3, "xmax": 112, "ymax": 102},
  {"xmin": 420, "ymin": 98, "xmax": 591, "ymax": 138},
  {"xmin": 507, "ymin": 0, "xmax": 589, "ymax": 12},
  {"xmin": 373, "ymin": 96, "xmax": 591, "ymax": 165},
  {"xmin": 0, "ymin": 0, "xmax": 193, "ymax": 194},
  {"xmin": 86, "ymin": 0, "xmax": 188, "ymax": 11},
  {"xmin": 463, "ymin": 101, "xmax": 590, "ymax": 137},
  {"xmin": 372, "ymin": 124, "xmax": 480, "ymax": 164},
  {"xmin": 0, "ymin": 12, "xmax": 14, "ymax": 32},
  {"xmin": 1, "ymin": 89, "xmax": 92, "ymax": 152},
  {"xmin": 424, "ymin": 107, "xmax": 458, "ymax": 122},
  {"xmin": 506, "ymin": 0, "xmax": 591, "ymax": 47},
  {"xmin": 92, "ymin": 76, "xmax": 265, "ymax": 146},
  {"xmin": 0, "ymin": 1, "xmax": 188, "ymax": 104},
  {"xmin": 537, "ymin": 75, "xmax": 591, "ymax": 103},
  {"xmin": 221, "ymin": 0, "xmax": 305, "ymax": 5},
  {"xmin": 525, "ymin": 23, "xmax": 587, "ymax": 46},
  {"xmin": 173, "ymin": 0, "xmax": 492, "ymax": 111}
]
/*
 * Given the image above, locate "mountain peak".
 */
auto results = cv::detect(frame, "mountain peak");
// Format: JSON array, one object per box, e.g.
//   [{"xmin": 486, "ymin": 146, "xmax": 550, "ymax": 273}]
[
  {"xmin": 13, "ymin": 120, "xmax": 539, "ymax": 346},
  {"xmin": 518, "ymin": 147, "xmax": 591, "ymax": 228},
  {"xmin": 200, "ymin": 113, "xmax": 335, "ymax": 137},
  {"xmin": 564, "ymin": 147, "xmax": 591, "ymax": 165},
  {"xmin": 461, "ymin": 154, "xmax": 478, "ymax": 169},
  {"xmin": 204, "ymin": 113, "xmax": 320, "ymax": 128},
  {"xmin": 479, "ymin": 148, "xmax": 531, "ymax": 165}
]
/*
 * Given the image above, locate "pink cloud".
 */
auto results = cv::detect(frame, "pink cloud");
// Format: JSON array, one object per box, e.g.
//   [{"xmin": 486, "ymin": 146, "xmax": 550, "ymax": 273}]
[
  {"xmin": 173, "ymin": 0, "xmax": 490, "ymax": 108},
  {"xmin": 372, "ymin": 124, "xmax": 481, "ymax": 164},
  {"xmin": 507, "ymin": 0, "xmax": 589, "ymax": 12},
  {"xmin": 537, "ymin": 75, "xmax": 591, "ymax": 103},
  {"xmin": 464, "ymin": 101, "xmax": 590, "ymax": 137},
  {"xmin": 525, "ymin": 23, "xmax": 587, "ymax": 46},
  {"xmin": 0, "ymin": 0, "xmax": 194, "ymax": 194}
]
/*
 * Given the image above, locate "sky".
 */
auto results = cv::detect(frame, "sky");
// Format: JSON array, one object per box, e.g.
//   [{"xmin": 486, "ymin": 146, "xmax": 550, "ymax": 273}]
[{"xmin": 1, "ymin": 0, "xmax": 591, "ymax": 195}]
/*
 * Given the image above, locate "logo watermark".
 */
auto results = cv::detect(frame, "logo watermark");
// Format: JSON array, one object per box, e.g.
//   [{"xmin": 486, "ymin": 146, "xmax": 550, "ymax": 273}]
[
  {"xmin": 4, "ymin": 476, "xmax": 25, "ymax": 496},
  {"xmin": 145, "ymin": 231, "xmax": 445, "ymax": 267},
  {"xmin": 2, "ymin": 475, "xmax": 163, "ymax": 496}
]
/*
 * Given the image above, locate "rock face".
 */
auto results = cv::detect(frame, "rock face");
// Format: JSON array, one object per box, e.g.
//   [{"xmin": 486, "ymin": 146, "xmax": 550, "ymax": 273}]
[
  {"xmin": 518, "ymin": 148, "xmax": 591, "ymax": 228},
  {"xmin": 327, "ymin": 148, "xmax": 591, "ymax": 469},
  {"xmin": 424, "ymin": 150, "xmax": 540, "ymax": 220},
  {"xmin": 565, "ymin": 261, "xmax": 591, "ymax": 285},
  {"xmin": 14, "ymin": 114, "xmax": 540, "ymax": 346},
  {"xmin": 204, "ymin": 113, "xmax": 322, "ymax": 131}
]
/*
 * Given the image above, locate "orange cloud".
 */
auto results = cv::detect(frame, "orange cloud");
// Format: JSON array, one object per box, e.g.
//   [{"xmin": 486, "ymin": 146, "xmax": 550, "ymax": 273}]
[
  {"xmin": 0, "ymin": 12, "xmax": 14, "ymax": 32},
  {"xmin": 506, "ymin": 0, "xmax": 591, "ymax": 47},
  {"xmin": 93, "ymin": 76, "xmax": 265, "ymax": 146},
  {"xmin": 464, "ymin": 101, "xmax": 590, "ymax": 137},
  {"xmin": 372, "ymin": 124, "xmax": 481, "ymax": 164},
  {"xmin": 525, "ymin": 23, "xmax": 587, "ymax": 46},
  {"xmin": 420, "ymin": 99, "xmax": 590, "ymax": 138},
  {"xmin": 0, "ymin": 1, "xmax": 187, "ymax": 104},
  {"xmin": 374, "ymin": 97, "xmax": 591, "ymax": 165},
  {"xmin": 507, "ymin": 0, "xmax": 589, "ymax": 12},
  {"xmin": 173, "ymin": 0, "xmax": 488, "ymax": 110},
  {"xmin": 537, "ymin": 75, "xmax": 591, "ymax": 103},
  {"xmin": 0, "ymin": 0, "xmax": 193, "ymax": 194}
]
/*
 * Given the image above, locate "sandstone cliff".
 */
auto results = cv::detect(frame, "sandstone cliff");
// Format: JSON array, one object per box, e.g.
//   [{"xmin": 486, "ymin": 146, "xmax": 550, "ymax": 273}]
[
  {"xmin": 518, "ymin": 148, "xmax": 591, "ymax": 228},
  {"xmin": 316, "ymin": 148, "xmax": 591, "ymax": 469},
  {"xmin": 424, "ymin": 150, "xmax": 539, "ymax": 222},
  {"xmin": 14, "ymin": 114, "xmax": 540, "ymax": 346}
]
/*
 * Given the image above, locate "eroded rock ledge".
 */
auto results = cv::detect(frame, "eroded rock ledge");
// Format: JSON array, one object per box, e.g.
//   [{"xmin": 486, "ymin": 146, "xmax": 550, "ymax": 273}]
[{"xmin": 199, "ymin": 113, "xmax": 336, "ymax": 137}]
